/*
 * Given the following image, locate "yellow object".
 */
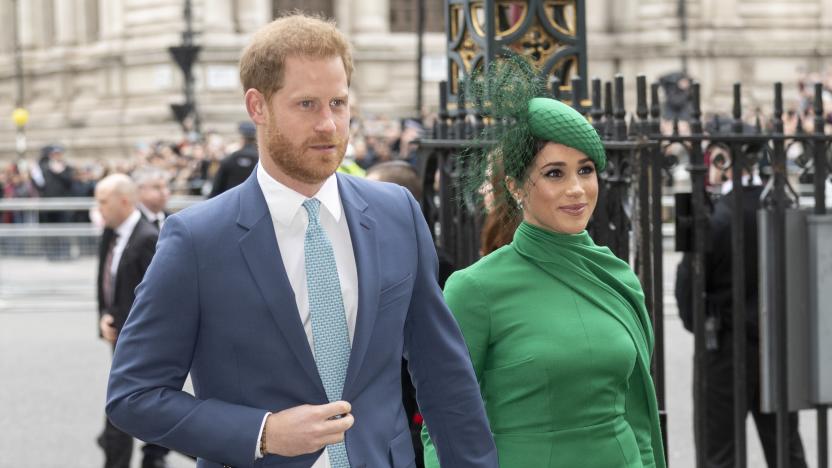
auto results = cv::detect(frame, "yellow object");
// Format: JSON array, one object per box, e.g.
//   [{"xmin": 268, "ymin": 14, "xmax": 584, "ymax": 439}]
[
  {"xmin": 337, "ymin": 160, "xmax": 366, "ymax": 177},
  {"xmin": 12, "ymin": 108, "xmax": 29, "ymax": 128}
]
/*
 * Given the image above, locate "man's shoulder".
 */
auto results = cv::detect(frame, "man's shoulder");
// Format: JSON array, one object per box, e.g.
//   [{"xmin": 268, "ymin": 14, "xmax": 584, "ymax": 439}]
[
  {"xmin": 338, "ymin": 173, "xmax": 410, "ymax": 204},
  {"xmin": 133, "ymin": 218, "xmax": 160, "ymax": 241},
  {"xmin": 169, "ymin": 185, "xmax": 243, "ymax": 232}
]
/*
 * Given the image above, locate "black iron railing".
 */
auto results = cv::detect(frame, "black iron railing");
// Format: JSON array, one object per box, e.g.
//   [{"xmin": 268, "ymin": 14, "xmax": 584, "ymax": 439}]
[{"xmin": 417, "ymin": 74, "xmax": 831, "ymax": 468}]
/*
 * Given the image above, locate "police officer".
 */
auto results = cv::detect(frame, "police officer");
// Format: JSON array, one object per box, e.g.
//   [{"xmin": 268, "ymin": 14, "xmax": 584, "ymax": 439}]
[{"xmin": 208, "ymin": 121, "xmax": 258, "ymax": 197}]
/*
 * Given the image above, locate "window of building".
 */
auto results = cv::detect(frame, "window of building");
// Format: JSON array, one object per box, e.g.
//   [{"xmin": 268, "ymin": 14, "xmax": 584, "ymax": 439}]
[
  {"xmin": 273, "ymin": 0, "xmax": 333, "ymax": 19},
  {"xmin": 390, "ymin": 0, "xmax": 444, "ymax": 33}
]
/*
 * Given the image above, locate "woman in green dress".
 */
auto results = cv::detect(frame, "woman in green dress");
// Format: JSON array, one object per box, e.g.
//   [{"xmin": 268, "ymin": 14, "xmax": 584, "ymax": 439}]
[{"xmin": 421, "ymin": 60, "xmax": 665, "ymax": 468}]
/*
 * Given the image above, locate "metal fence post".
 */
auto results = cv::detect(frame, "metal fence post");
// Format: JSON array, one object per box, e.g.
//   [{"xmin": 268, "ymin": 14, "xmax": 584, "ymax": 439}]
[
  {"xmin": 772, "ymin": 82, "xmax": 791, "ymax": 468},
  {"xmin": 688, "ymin": 81, "xmax": 709, "ymax": 468},
  {"xmin": 812, "ymin": 81, "xmax": 829, "ymax": 468}
]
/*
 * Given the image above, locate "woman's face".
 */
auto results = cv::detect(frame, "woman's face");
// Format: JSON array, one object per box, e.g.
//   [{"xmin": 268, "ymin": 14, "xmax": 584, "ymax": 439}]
[{"xmin": 511, "ymin": 142, "xmax": 598, "ymax": 235}]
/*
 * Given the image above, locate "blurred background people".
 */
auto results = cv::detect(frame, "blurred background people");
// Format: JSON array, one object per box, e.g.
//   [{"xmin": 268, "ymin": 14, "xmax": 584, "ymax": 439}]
[
  {"xmin": 94, "ymin": 174, "xmax": 162, "ymax": 468},
  {"xmin": 208, "ymin": 121, "xmax": 258, "ymax": 197},
  {"xmin": 133, "ymin": 167, "xmax": 171, "ymax": 231}
]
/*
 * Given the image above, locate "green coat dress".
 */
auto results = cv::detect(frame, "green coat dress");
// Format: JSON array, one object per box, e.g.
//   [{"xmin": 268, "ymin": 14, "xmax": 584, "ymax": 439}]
[{"xmin": 422, "ymin": 222, "xmax": 665, "ymax": 468}]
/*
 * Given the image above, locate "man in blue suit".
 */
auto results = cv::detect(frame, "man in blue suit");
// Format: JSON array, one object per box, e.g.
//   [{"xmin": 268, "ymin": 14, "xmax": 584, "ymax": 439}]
[{"xmin": 106, "ymin": 14, "xmax": 497, "ymax": 468}]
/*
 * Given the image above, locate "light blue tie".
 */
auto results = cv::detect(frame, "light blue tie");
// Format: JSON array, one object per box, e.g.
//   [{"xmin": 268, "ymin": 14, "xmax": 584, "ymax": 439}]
[{"xmin": 302, "ymin": 198, "xmax": 351, "ymax": 468}]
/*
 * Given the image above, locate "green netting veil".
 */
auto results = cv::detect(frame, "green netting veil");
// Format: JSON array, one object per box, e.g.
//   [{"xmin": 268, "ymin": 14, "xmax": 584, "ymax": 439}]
[{"xmin": 457, "ymin": 56, "xmax": 606, "ymax": 213}]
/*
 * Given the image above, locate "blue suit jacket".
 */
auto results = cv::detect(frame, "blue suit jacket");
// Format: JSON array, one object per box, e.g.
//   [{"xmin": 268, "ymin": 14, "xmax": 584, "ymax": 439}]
[{"xmin": 106, "ymin": 172, "xmax": 497, "ymax": 468}]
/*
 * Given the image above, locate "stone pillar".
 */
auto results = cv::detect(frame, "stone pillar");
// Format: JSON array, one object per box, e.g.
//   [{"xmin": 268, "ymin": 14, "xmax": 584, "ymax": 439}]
[
  {"xmin": 18, "ymin": 0, "xmax": 37, "ymax": 48},
  {"xmin": 0, "ymin": 1, "xmax": 11, "ymax": 53},
  {"xmin": 236, "ymin": 0, "xmax": 271, "ymax": 33},
  {"xmin": 352, "ymin": 0, "xmax": 389, "ymax": 34},
  {"xmin": 708, "ymin": 0, "xmax": 741, "ymax": 28},
  {"xmin": 99, "ymin": 0, "xmax": 125, "ymax": 40},
  {"xmin": 204, "ymin": 0, "xmax": 234, "ymax": 33},
  {"xmin": 54, "ymin": 0, "xmax": 77, "ymax": 45},
  {"xmin": 585, "ymin": 0, "xmax": 612, "ymax": 34},
  {"xmin": 76, "ymin": 0, "xmax": 90, "ymax": 43},
  {"xmin": 334, "ymin": 0, "xmax": 351, "ymax": 36},
  {"xmin": 822, "ymin": 0, "xmax": 832, "ymax": 26}
]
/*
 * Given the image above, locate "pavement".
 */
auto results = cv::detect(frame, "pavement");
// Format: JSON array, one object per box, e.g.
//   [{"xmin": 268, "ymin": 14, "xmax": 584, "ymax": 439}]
[{"xmin": 0, "ymin": 253, "xmax": 827, "ymax": 468}]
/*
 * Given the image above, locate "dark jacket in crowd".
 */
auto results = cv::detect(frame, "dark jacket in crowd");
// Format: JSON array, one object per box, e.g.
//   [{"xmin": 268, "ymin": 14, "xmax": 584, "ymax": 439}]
[
  {"xmin": 38, "ymin": 157, "xmax": 75, "ymax": 198},
  {"xmin": 208, "ymin": 142, "xmax": 258, "ymax": 198},
  {"xmin": 676, "ymin": 185, "xmax": 764, "ymax": 337}
]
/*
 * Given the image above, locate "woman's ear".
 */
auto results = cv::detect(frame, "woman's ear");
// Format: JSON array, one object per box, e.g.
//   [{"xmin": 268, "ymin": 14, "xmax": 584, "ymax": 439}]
[{"xmin": 506, "ymin": 176, "xmax": 524, "ymax": 209}]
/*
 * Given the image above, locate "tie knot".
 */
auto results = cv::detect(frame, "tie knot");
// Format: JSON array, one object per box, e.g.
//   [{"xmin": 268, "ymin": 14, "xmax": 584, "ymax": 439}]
[{"xmin": 302, "ymin": 198, "xmax": 322, "ymax": 222}]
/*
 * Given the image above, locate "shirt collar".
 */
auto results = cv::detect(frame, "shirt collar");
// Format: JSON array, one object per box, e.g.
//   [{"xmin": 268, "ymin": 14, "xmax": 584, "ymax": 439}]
[
  {"xmin": 138, "ymin": 203, "xmax": 164, "ymax": 221},
  {"xmin": 256, "ymin": 163, "xmax": 342, "ymax": 226},
  {"xmin": 115, "ymin": 210, "xmax": 142, "ymax": 239}
]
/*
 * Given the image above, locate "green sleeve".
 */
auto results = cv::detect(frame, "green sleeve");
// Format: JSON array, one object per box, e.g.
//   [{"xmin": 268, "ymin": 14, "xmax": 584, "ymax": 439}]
[
  {"xmin": 421, "ymin": 269, "xmax": 492, "ymax": 468},
  {"xmin": 624, "ymin": 368, "xmax": 657, "ymax": 468}
]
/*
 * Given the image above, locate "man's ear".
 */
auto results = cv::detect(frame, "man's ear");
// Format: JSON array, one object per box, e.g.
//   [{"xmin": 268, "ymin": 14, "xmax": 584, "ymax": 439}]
[{"xmin": 245, "ymin": 89, "xmax": 267, "ymax": 125}]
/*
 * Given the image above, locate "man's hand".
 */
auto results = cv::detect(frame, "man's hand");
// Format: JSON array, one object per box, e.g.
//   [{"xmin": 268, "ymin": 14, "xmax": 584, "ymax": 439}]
[
  {"xmin": 263, "ymin": 401, "xmax": 354, "ymax": 457},
  {"xmin": 100, "ymin": 314, "xmax": 118, "ymax": 343}
]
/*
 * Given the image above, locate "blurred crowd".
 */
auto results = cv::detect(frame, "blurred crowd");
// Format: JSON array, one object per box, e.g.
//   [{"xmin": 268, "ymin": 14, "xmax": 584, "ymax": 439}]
[
  {"xmin": 2, "ymin": 67, "xmax": 830, "ymax": 225},
  {"xmin": 0, "ymin": 112, "xmax": 430, "ymax": 223}
]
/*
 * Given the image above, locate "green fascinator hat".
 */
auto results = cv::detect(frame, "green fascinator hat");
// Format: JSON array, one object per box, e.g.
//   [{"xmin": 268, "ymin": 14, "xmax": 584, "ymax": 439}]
[
  {"xmin": 458, "ymin": 56, "xmax": 606, "ymax": 210},
  {"xmin": 527, "ymin": 97, "xmax": 606, "ymax": 171}
]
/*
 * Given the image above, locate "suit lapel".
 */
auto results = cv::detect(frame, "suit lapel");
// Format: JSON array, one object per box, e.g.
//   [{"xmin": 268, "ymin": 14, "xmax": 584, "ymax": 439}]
[
  {"xmin": 114, "ymin": 220, "xmax": 148, "ymax": 292},
  {"xmin": 338, "ymin": 175, "xmax": 380, "ymax": 398},
  {"xmin": 236, "ymin": 175, "xmax": 326, "ymax": 396}
]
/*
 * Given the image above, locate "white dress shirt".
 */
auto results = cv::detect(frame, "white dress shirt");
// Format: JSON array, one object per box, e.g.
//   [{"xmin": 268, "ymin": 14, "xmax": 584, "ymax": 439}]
[
  {"xmin": 110, "ymin": 210, "xmax": 142, "ymax": 281},
  {"xmin": 254, "ymin": 164, "xmax": 359, "ymax": 467}
]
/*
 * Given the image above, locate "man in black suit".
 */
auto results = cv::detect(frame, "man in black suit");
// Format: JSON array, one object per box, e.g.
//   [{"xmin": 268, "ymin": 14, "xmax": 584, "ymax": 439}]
[
  {"xmin": 95, "ymin": 174, "xmax": 161, "ymax": 468},
  {"xmin": 133, "ymin": 167, "xmax": 171, "ymax": 231}
]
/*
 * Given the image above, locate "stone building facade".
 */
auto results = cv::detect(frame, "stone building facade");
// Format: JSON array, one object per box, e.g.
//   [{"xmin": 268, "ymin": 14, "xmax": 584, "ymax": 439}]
[
  {"xmin": 0, "ymin": 0, "xmax": 447, "ymax": 159},
  {"xmin": 586, "ymin": 0, "xmax": 832, "ymax": 114},
  {"xmin": 0, "ymin": 0, "xmax": 830, "ymax": 160}
]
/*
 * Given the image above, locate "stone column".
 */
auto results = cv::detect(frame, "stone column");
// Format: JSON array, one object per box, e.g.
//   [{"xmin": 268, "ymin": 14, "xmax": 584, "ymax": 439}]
[
  {"xmin": 822, "ymin": 0, "xmax": 832, "ymax": 26},
  {"xmin": 352, "ymin": 0, "xmax": 389, "ymax": 34},
  {"xmin": 204, "ymin": 0, "xmax": 234, "ymax": 33},
  {"xmin": 99, "ymin": 0, "xmax": 125, "ymax": 40},
  {"xmin": 334, "ymin": 0, "xmax": 351, "ymax": 36},
  {"xmin": 54, "ymin": 0, "xmax": 77, "ymax": 46},
  {"xmin": 585, "ymin": 0, "xmax": 612, "ymax": 34},
  {"xmin": 708, "ymin": 0, "xmax": 741, "ymax": 28},
  {"xmin": 0, "ymin": 1, "xmax": 13, "ymax": 53},
  {"xmin": 18, "ymin": 0, "xmax": 36, "ymax": 48},
  {"xmin": 236, "ymin": 0, "xmax": 271, "ymax": 33}
]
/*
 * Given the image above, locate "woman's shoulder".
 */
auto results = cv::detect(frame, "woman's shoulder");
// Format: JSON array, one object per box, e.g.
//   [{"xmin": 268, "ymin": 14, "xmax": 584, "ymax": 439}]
[
  {"xmin": 446, "ymin": 244, "xmax": 522, "ymax": 288},
  {"xmin": 467, "ymin": 243, "xmax": 520, "ymax": 270}
]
